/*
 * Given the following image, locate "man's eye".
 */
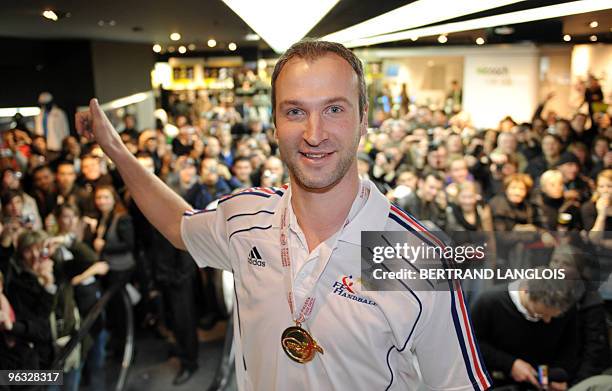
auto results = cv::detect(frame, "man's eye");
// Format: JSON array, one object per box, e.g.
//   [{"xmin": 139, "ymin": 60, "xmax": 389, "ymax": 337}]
[
  {"xmin": 287, "ymin": 109, "xmax": 303, "ymax": 116},
  {"xmin": 327, "ymin": 105, "xmax": 343, "ymax": 114}
]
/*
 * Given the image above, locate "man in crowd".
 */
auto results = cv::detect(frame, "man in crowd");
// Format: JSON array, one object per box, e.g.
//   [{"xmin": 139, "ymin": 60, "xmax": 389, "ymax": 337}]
[
  {"xmin": 230, "ymin": 156, "xmax": 253, "ymax": 189},
  {"xmin": 471, "ymin": 273, "xmax": 579, "ymax": 390},
  {"xmin": 35, "ymin": 92, "xmax": 69, "ymax": 161},
  {"xmin": 78, "ymin": 154, "xmax": 113, "ymax": 217},
  {"xmin": 30, "ymin": 165, "xmax": 57, "ymax": 221},
  {"xmin": 555, "ymin": 152, "xmax": 591, "ymax": 203},
  {"xmin": 398, "ymin": 172, "xmax": 447, "ymax": 229},
  {"xmin": 55, "ymin": 161, "xmax": 82, "ymax": 209},
  {"xmin": 526, "ymin": 133, "xmax": 563, "ymax": 179}
]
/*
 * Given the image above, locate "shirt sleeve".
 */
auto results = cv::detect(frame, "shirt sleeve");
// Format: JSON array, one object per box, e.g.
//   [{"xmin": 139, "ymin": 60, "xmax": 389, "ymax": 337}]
[
  {"xmin": 180, "ymin": 208, "xmax": 232, "ymax": 270},
  {"xmin": 412, "ymin": 285, "xmax": 491, "ymax": 391}
]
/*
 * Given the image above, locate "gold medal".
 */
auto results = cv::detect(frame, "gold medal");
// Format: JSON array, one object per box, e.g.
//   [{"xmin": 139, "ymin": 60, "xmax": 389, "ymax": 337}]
[{"xmin": 281, "ymin": 325, "xmax": 324, "ymax": 363}]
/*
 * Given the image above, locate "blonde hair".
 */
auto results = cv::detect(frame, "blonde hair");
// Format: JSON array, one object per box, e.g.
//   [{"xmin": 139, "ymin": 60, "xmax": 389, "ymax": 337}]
[{"xmin": 592, "ymin": 169, "xmax": 612, "ymax": 202}]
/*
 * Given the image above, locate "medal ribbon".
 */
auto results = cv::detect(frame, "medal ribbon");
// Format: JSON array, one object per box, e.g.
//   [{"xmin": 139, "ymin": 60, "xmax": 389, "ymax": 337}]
[{"xmin": 279, "ymin": 181, "xmax": 370, "ymax": 327}]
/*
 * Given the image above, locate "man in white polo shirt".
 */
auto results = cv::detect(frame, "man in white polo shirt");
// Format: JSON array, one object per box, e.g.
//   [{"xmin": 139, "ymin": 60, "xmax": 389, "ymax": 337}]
[{"xmin": 77, "ymin": 40, "xmax": 490, "ymax": 391}]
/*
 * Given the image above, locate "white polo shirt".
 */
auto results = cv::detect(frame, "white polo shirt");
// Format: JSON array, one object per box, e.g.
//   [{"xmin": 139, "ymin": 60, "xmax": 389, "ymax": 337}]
[{"xmin": 181, "ymin": 179, "xmax": 491, "ymax": 391}]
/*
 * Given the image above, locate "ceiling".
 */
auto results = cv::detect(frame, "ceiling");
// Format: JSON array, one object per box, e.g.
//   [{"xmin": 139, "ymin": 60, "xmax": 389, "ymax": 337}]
[{"xmin": 0, "ymin": 0, "xmax": 610, "ymax": 53}]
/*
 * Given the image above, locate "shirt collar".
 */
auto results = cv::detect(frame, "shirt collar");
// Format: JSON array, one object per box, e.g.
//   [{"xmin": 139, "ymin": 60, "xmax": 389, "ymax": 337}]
[
  {"xmin": 272, "ymin": 178, "xmax": 390, "ymax": 245},
  {"xmin": 508, "ymin": 280, "xmax": 540, "ymax": 322}
]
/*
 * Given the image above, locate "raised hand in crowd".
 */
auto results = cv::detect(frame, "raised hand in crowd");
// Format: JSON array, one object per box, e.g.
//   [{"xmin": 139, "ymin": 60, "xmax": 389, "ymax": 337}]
[
  {"xmin": 32, "ymin": 257, "xmax": 54, "ymax": 289},
  {"xmin": 70, "ymin": 261, "xmax": 109, "ymax": 286}
]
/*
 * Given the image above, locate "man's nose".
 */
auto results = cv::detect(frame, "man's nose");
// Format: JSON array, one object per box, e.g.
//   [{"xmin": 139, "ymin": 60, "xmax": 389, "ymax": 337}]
[{"xmin": 303, "ymin": 114, "xmax": 327, "ymax": 146}]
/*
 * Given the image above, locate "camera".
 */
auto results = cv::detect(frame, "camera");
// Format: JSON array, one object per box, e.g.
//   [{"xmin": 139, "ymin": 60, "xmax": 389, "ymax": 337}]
[{"xmin": 20, "ymin": 214, "xmax": 34, "ymax": 226}]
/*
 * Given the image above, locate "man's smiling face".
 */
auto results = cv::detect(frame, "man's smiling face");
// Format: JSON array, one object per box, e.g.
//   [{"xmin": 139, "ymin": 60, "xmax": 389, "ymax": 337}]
[{"xmin": 274, "ymin": 53, "xmax": 366, "ymax": 191}]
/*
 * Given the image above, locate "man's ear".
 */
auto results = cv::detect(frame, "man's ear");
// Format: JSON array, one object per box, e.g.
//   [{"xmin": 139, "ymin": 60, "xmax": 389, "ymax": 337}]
[{"xmin": 360, "ymin": 104, "xmax": 369, "ymax": 137}]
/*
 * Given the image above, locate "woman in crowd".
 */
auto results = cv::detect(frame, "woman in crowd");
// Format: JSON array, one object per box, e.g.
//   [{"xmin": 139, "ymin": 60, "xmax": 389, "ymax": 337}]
[
  {"xmin": 581, "ymin": 169, "xmax": 612, "ymax": 241},
  {"xmin": 0, "ymin": 190, "xmax": 35, "ymax": 252},
  {"xmin": 53, "ymin": 203, "xmax": 108, "ymax": 318},
  {"xmin": 91, "ymin": 185, "xmax": 135, "ymax": 275},
  {"xmin": 445, "ymin": 181, "xmax": 494, "ymax": 232},
  {"xmin": 53, "ymin": 203, "xmax": 109, "ymax": 391},
  {"xmin": 1, "ymin": 169, "xmax": 42, "ymax": 230},
  {"xmin": 489, "ymin": 173, "xmax": 539, "ymax": 232},
  {"xmin": 445, "ymin": 181, "xmax": 496, "ymax": 301},
  {"xmin": 3, "ymin": 230, "xmax": 87, "ymax": 390},
  {"xmin": 489, "ymin": 173, "xmax": 555, "ymax": 265},
  {"xmin": 533, "ymin": 169, "xmax": 582, "ymax": 231},
  {"xmin": 1, "ymin": 231, "xmax": 55, "ymax": 376},
  {"xmin": 89, "ymin": 184, "xmax": 135, "ymax": 358}
]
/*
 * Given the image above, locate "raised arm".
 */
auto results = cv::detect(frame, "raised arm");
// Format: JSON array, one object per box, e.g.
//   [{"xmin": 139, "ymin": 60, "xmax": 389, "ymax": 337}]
[{"xmin": 76, "ymin": 98, "xmax": 189, "ymax": 249}]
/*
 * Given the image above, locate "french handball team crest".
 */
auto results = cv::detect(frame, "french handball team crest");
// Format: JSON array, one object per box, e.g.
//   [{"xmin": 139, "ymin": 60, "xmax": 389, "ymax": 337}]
[
  {"xmin": 332, "ymin": 275, "xmax": 376, "ymax": 306},
  {"xmin": 341, "ymin": 275, "xmax": 355, "ymax": 293}
]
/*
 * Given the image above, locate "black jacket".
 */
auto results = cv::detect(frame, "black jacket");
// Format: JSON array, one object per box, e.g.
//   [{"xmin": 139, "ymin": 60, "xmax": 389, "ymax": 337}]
[
  {"xmin": 471, "ymin": 286, "xmax": 580, "ymax": 386},
  {"xmin": 5, "ymin": 266, "xmax": 54, "ymax": 369}
]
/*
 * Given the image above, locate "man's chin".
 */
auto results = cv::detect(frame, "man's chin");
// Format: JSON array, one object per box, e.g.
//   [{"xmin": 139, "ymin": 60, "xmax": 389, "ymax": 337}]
[{"xmin": 292, "ymin": 173, "xmax": 344, "ymax": 193}]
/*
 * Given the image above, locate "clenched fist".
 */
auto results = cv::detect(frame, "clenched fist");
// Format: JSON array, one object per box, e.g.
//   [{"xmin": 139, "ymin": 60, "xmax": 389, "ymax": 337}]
[{"xmin": 75, "ymin": 98, "xmax": 123, "ymax": 153}]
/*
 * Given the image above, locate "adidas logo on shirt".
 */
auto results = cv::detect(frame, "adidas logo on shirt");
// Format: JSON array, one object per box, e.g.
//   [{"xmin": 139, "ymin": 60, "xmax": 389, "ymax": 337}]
[{"xmin": 247, "ymin": 246, "xmax": 266, "ymax": 267}]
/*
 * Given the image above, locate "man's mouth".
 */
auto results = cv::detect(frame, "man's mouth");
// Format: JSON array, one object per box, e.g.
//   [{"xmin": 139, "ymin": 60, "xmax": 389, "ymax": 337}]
[{"xmin": 300, "ymin": 152, "xmax": 332, "ymax": 160}]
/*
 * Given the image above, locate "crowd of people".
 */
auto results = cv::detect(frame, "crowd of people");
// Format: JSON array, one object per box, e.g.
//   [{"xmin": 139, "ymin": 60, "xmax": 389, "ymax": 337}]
[{"xmin": 0, "ymin": 71, "xmax": 610, "ymax": 390}]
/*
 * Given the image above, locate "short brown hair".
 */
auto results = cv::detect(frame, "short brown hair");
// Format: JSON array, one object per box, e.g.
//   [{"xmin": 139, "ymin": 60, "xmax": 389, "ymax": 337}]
[
  {"xmin": 271, "ymin": 39, "xmax": 366, "ymax": 124},
  {"xmin": 503, "ymin": 173, "xmax": 533, "ymax": 192}
]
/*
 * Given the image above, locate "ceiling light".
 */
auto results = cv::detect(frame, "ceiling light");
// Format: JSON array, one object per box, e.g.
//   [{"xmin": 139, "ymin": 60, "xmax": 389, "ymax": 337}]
[
  {"xmin": 42, "ymin": 10, "xmax": 59, "ymax": 21},
  {"xmin": 0, "ymin": 107, "xmax": 41, "ymax": 118},
  {"xmin": 438, "ymin": 35, "xmax": 448, "ymax": 43},
  {"xmin": 188, "ymin": 43, "xmax": 196, "ymax": 51},
  {"xmin": 98, "ymin": 19, "xmax": 117, "ymax": 27},
  {"xmin": 410, "ymin": 36, "xmax": 418, "ymax": 42},
  {"xmin": 170, "ymin": 32, "xmax": 181, "ymax": 41},
  {"xmin": 476, "ymin": 37, "xmax": 485, "ymax": 45},
  {"xmin": 207, "ymin": 39, "xmax": 217, "ymax": 48},
  {"xmin": 590, "ymin": 35, "xmax": 597, "ymax": 41},
  {"xmin": 493, "ymin": 26, "xmax": 515, "ymax": 35},
  {"xmin": 178, "ymin": 46, "xmax": 187, "ymax": 54},
  {"xmin": 323, "ymin": 0, "xmax": 523, "ymax": 43},
  {"xmin": 223, "ymin": 0, "xmax": 339, "ymax": 53},
  {"xmin": 228, "ymin": 42, "xmax": 237, "ymax": 51},
  {"xmin": 245, "ymin": 33, "xmax": 260, "ymax": 41},
  {"xmin": 342, "ymin": 0, "xmax": 612, "ymax": 48},
  {"xmin": 153, "ymin": 44, "xmax": 162, "ymax": 53},
  {"xmin": 589, "ymin": 20, "xmax": 598, "ymax": 28},
  {"xmin": 105, "ymin": 93, "xmax": 149, "ymax": 110},
  {"xmin": 563, "ymin": 34, "xmax": 571, "ymax": 42}
]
